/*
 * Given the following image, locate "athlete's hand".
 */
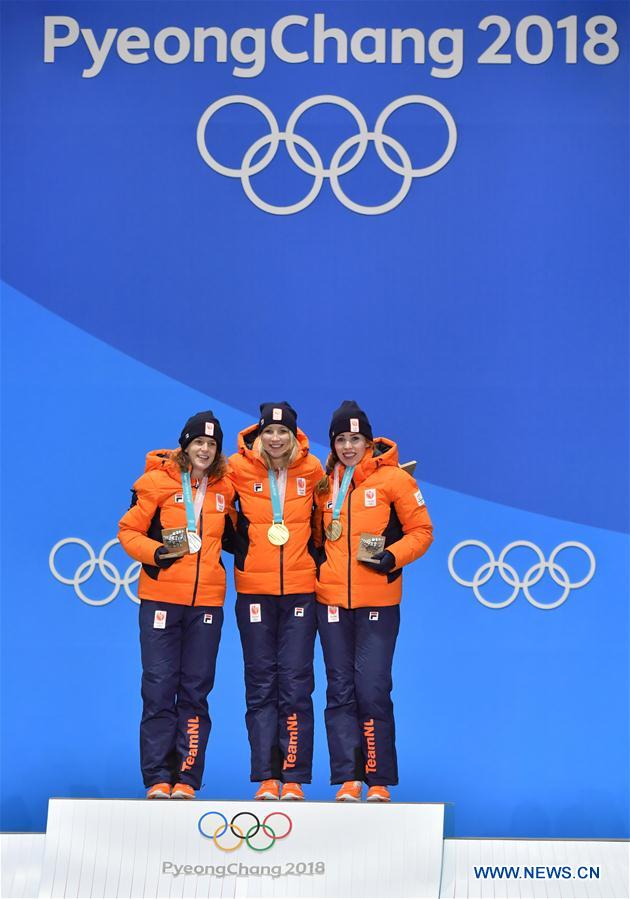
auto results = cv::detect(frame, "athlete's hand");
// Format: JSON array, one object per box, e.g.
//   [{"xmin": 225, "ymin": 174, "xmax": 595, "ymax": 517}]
[
  {"xmin": 154, "ymin": 546, "xmax": 178, "ymax": 569},
  {"xmin": 362, "ymin": 550, "xmax": 396, "ymax": 573}
]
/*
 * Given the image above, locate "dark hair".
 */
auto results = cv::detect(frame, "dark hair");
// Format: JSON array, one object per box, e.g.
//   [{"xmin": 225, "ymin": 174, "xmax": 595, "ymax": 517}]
[{"xmin": 315, "ymin": 441, "xmax": 373, "ymax": 495}]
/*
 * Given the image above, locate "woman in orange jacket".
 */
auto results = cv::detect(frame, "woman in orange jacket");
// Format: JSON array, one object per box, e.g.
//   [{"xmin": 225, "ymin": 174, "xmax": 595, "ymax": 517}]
[
  {"xmin": 314, "ymin": 401, "xmax": 433, "ymax": 802},
  {"xmin": 228, "ymin": 402, "xmax": 324, "ymax": 801},
  {"xmin": 118, "ymin": 411, "xmax": 234, "ymax": 800}
]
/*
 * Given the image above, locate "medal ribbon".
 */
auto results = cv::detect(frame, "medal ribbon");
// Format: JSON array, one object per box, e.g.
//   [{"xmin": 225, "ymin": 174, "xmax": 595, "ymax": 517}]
[
  {"xmin": 181, "ymin": 472, "xmax": 208, "ymax": 533},
  {"xmin": 268, "ymin": 469, "xmax": 287, "ymax": 523},
  {"xmin": 331, "ymin": 464, "xmax": 355, "ymax": 521}
]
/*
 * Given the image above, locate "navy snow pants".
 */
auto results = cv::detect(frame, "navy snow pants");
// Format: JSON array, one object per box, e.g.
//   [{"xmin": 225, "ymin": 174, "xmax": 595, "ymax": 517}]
[
  {"xmin": 316, "ymin": 603, "xmax": 400, "ymax": 786},
  {"xmin": 236, "ymin": 593, "xmax": 317, "ymax": 783},
  {"xmin": 139, "ymin": 599, "xmax": 223, "ymax": 789}
]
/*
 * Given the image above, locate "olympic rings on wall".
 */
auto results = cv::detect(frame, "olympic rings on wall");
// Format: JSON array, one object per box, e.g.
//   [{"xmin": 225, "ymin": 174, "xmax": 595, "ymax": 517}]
[
  {"xmin": 198, "ymin": 811, "xmax": 292, "ymax": 852},
  {"xmin": 49, "ymin": 538, "xmax": 140, "ymax": 606},
  {"xmin": 447, "ymin": 540, "xmax": 596, "ymax": 610},
  {"xmin": 196, "ymin": 94, "xmax": 457, "ymax": 215}
]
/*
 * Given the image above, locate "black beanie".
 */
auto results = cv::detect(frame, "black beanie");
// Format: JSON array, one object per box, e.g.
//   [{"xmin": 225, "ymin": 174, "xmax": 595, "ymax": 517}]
[
  {"xmin": 179, "ymin": 411, "xmax": 224, "ymax": 454},
  {"xmin": 329, "ymin": 400, "xmax": 373, "ymax": 446},
  {"xmin": 258, "ymin": 401, "xmax": 298, "ymax": 436}
]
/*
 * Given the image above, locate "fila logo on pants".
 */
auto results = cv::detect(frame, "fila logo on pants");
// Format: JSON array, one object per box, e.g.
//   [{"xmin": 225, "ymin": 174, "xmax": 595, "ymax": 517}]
[{"xmin": 364, "ymin": 718, "xmax": 377, "ymax": 773}]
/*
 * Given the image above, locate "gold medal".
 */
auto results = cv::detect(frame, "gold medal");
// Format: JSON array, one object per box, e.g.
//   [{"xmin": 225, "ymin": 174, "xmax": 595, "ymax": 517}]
[
  {"xmin": 267, "ymin": 522, "xmax": 290, "ymax": 545},
  {"xmin": 326, "ymin": 520, "xmax": 343, "ymax": 541}
]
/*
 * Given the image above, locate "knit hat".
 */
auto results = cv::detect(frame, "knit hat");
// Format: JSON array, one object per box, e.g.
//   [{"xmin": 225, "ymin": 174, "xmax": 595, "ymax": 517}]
[
  {"xmin": 329, "ymin": 400, "xmax": 373, "ymax": 446},
  {"xmin": 179, "ymin": 411, "xmax": 223, "ymax": 454},
  {"xmin": 258, "ymin": 401, "xmax": 298, "ymax": 436}
]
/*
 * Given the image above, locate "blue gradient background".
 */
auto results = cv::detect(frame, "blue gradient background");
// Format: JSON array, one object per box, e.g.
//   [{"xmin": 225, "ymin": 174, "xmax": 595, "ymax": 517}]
[{"xmin": 1, "ymin": 0, "xmax": 628, "ymax": 837}]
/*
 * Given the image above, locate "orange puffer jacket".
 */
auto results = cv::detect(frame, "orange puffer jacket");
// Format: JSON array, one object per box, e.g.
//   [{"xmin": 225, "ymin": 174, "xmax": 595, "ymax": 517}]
[
  {"xmin": 228, "ymin": 426, "xmax": 324, "ymax": 596},
  {"xmin": 313, "ymin": 438, "xmax": 433, "ymax": 608},
  {"xmin": 118, "ymin": 449, "xmax": 235, "ymax": 607}
]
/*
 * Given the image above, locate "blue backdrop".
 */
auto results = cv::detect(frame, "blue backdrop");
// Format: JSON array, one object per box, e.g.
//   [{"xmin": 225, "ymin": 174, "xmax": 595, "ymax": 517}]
[{"xmin": 1, "ymin": 1, "xmax": 628, "ymax": 838}]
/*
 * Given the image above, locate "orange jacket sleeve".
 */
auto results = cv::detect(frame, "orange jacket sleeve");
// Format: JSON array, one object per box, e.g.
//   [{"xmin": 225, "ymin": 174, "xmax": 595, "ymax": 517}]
[
  {"xmin": 118, "ymin": 473, "xmax": 164, "ymax": 566},
  {"xmin": 386, "ymin": 471, "xmax": 434, "ymax": 569}
]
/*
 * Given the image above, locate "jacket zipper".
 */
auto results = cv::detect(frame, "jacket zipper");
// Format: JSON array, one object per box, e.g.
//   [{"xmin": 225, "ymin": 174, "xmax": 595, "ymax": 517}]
[
  {"xmin": 280, "ymin": 544, "xmax": 284, "ymax": 595},
  {"xmin": 347, "ymin": 485, "xmax": 354, "ymax": 609},
  {"xmin": 191, "ymin": 512, "xmax": 203, "ymax": 605}
]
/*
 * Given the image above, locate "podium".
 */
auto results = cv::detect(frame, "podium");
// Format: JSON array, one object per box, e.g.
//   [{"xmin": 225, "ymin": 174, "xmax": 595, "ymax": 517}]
[{"xmin": 37, "ymin": 799, "xmax": 446, "ymax": 898}]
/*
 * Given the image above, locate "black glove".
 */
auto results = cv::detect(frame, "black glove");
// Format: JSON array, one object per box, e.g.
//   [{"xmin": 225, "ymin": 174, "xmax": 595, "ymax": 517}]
[
  {"xmin": 154, "ymin": 546, "xmax": 177, "ymax": 569},
  {"xmin": 363, "ymin": 550, "xmax": 396, "ymax": 573}
]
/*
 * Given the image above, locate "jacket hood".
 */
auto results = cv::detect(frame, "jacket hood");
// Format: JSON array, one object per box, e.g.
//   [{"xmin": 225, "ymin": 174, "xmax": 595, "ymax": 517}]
[
  {"xmin": 237, "ymin": 423, "xmax": 311, "ymax": 465},
  {"xmin": 143, "ymin": 448, "xmax": 182, "ymax": 481},
  {"xmin": 345, "ymin": 437, "xmax": 400, "ymax": 484}
]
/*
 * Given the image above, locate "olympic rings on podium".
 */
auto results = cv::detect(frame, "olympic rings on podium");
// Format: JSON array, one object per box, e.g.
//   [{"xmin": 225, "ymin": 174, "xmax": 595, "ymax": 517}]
[
  {"xmin": 261, "ymin": 811, "xmax": 292, "ymax": 840},
  {"xmin": 230, "ymin": 811, "xmax": 261, "ymax": 838},
  {"xmin": 197, "ymin": 810, "xmax": 292, "ymax": 852},
  {"xmin": 214, "ymin": 822, "xmax": 244, "ymax": 852}
]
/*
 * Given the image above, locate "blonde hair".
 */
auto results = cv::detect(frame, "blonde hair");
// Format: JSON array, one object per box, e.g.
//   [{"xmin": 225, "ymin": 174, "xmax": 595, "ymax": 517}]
[{"xmin": 254, "ymin": 430, "xmax": 299, "ymax": 470}]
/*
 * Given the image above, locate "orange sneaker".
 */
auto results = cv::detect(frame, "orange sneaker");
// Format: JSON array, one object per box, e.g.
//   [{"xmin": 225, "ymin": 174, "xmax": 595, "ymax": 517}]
[
  {"xmin": 366, "ymin": 786, "xmax": 391, "ymax": 802},
  {"xmin": 171, "ymin": 783, "xmax": 195, "ymax": 800},
  {"xmin": 254, "ymin": 779, "xmax": 280, "ymax": 800},
  {"xmin": 146, "ymin": 782, "xmax": 171, "ymax": 800},
  {"xmin": 335, "ymin": 781, "xmax": 363, "ymax": 802},
  {"xmin": 281, "ymin": 782, "xmax": 304, "ymax": 801}
]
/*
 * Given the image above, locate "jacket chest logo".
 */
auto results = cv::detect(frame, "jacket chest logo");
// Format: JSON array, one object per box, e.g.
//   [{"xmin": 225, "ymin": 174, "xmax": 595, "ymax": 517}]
[
  {"xmin": 364, "ymin": 488, "xmax": 377, "ymax": 507},
  {"xmin": 216, "ymin": 493, "xmax": 225, "ymax": 512},
  {"xmin": 253, "ymin": 483, "xmax": 263, "ymax": 493},
  {"xmin": 296, "ymin": 477, "xmax": 306, "ymax": 496},
  {"xmin": 174, "ymin": 493, "xmax": 184, "ymax": 503}
]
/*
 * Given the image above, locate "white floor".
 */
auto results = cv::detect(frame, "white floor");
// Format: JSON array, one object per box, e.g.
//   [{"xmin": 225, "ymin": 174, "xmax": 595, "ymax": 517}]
[{"xmin": 2, "ymin": 833, "xmax": 628, "ymax": 899}]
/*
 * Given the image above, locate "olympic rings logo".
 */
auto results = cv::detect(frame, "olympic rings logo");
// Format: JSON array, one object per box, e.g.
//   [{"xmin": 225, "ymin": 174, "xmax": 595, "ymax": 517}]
[
  {"xmin": 198, "ymin": 811, "xmax": 292, "ymax": 852},
  {"xmin": 196, "ymin": 94, "xmax": 457, "ymax": 216},
  {"xmin": 447, "ymin": 541, "xmax": 596, "ymax": 610},
  {"xmin": 49, "ymin": 538, "xmax": 140, "ymax": 606}
]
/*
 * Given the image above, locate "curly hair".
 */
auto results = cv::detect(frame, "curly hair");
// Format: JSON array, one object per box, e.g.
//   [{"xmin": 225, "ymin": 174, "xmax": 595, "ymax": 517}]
[{"xmin": 170, "ymin": 448, "xmax": 228, "ymax": 482}]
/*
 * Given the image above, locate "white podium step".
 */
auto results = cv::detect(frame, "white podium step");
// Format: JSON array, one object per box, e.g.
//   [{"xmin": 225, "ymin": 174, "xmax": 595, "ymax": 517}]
[
  {"xmin": 37, "ymin": 798, "xmax": 446, "ymax": 898},
  {"xmin": 1, "ymin": 832, "xmax": 46, "ymax": 899}
]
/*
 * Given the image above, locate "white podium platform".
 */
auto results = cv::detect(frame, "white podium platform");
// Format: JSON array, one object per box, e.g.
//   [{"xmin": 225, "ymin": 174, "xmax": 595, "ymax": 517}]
[
  {"xmin": 3, "ymin": 808, "xmax": 628, "ymax": 899},
  {"xmin": 36, "ymin": 798, "xmax": 446, "ymax": 898},
  {"xmin": 1, "ymin": 832, "xmax": 46, "ymax": 899}
]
